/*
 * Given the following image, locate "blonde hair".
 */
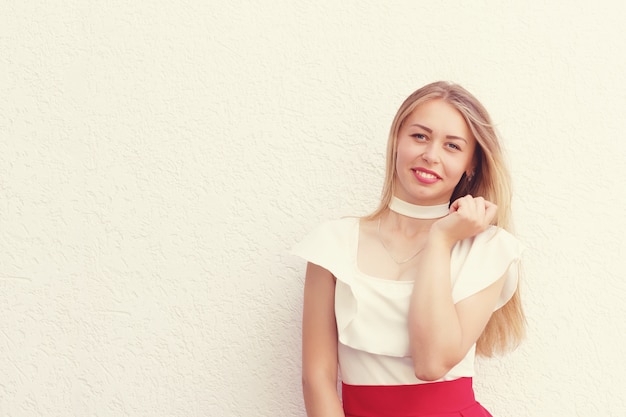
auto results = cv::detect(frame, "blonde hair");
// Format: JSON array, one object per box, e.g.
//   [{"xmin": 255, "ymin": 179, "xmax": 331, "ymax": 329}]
[{"xmin": 367, "ymin": 81, "xmax": 525, "ymax": 356}]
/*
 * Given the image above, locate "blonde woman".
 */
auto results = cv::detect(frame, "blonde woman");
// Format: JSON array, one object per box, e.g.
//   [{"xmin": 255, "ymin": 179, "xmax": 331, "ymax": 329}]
[{"xmin": 293, "ymin": 81, "xmax": 525, "ymax": 417}]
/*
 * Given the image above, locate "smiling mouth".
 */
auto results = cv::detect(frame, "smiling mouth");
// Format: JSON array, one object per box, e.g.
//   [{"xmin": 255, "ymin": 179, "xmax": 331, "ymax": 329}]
[{"xmin": 412, "ymin": 169, "xmax": 440, "ymax": 180}]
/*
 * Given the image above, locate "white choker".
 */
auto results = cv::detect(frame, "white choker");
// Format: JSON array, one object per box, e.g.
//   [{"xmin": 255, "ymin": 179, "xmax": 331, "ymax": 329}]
[{"xmin": 388, "ymin": 196, "xmax": 450, "ymax": 219}]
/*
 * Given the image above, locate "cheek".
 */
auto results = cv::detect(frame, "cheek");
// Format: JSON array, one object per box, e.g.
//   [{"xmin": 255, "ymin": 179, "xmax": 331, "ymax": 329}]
[
  {"xmin": 395, "ymin": 150, "xmax": 412, "ymax": 174},
  {"xmin": 395, "ymin": 139, "xmax": 416, "ymax": 164},
  {"xmin": 443, "ymin": 155, "xmax": 471, "ymax": 179}
]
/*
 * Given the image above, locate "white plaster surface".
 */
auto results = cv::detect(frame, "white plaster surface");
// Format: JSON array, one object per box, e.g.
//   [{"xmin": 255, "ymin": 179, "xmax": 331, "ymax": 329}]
[{"xmin": 2, "ymin": 1, "xmax": 626, "ymax": 416}]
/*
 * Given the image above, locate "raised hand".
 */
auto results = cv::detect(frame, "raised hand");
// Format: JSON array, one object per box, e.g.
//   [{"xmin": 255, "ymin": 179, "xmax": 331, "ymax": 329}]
[{"xmin": 430, "ymin": 195, "xmax": 497, "ymax": 247}]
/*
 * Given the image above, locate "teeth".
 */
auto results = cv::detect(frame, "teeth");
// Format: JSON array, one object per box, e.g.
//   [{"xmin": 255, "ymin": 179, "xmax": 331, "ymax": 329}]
[{"xmin": 416, "ymin": 170, "xmax": 437, "ymax": 179}]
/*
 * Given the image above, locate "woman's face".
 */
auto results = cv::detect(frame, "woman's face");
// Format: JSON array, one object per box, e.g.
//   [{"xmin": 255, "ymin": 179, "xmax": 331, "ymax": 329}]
[{"xmin": 394, "ymin": 99, "xmax": 476, "ymax": 206}]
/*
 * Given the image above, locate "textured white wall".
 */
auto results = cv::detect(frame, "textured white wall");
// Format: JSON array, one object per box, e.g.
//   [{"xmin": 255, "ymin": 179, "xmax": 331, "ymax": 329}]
[{"xmin": 2, "ymin": 1, "xmax": 625, "ymax": 416}]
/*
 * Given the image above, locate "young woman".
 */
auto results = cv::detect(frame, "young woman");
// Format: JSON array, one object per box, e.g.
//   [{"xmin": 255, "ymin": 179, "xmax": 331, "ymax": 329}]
[{"xmin": 292, "ymin": 81, "xmax": 525, "ymax": 417}]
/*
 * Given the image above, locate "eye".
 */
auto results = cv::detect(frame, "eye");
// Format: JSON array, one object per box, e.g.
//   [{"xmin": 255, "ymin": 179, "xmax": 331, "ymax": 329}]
[
  {"xmin": 411, "ymin": 133, "xmax": 427, "ymax": 141},
  {"xmin": 445, "ymin": 142, "xmax": 461, "ymax": 151}
]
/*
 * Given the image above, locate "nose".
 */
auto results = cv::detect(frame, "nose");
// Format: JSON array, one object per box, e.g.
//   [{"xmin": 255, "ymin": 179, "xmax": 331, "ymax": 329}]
[{"xmin": 421, "ymin": 143, "xmax": 439, "ymax": 163}]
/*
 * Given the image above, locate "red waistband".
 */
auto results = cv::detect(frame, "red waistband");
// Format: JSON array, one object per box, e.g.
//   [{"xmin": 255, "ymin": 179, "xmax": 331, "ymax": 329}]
[{"xmin": 342, "ymin": 377, "xmax": 484, "ymax": 417}]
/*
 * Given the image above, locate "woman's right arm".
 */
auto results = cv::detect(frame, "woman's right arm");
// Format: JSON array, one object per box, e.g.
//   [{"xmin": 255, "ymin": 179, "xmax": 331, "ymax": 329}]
[{"xmin": 302, "ymin": 262, "xmax": 345, "ymax": 417}]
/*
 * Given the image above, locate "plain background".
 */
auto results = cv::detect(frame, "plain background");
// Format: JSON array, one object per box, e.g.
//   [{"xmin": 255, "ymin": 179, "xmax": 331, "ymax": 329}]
[{"xmin": 2, "ymin": 1, "xmax": 626, "ymax": 416}]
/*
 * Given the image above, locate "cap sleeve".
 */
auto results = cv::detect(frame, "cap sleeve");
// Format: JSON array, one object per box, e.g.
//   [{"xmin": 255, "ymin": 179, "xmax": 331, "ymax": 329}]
[
  {"xmin": 291, "ymin": 218, "xmax": 358, "ymax": 280},
  {"xmin": 450, "ymin": 226, "xmax": 523, "ymax": 310}
]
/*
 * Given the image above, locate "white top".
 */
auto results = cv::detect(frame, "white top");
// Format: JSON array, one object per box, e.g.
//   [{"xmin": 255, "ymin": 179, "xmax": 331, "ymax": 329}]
[{"xmin": 292, "ymin": 217, "xmax": 523, "ymax": 386}]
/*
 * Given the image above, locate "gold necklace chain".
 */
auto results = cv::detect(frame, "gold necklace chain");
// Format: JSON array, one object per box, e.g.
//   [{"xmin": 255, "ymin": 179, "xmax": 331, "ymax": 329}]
[{"xmin": 376, "ymin": 217, "xmax": 424, "ymax": 264}]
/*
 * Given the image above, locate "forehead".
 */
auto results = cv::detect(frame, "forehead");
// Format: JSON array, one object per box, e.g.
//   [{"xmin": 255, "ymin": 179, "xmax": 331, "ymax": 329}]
[{"xmin": 404, "ymin": 99, "xmax": 471, "ymax": 137}]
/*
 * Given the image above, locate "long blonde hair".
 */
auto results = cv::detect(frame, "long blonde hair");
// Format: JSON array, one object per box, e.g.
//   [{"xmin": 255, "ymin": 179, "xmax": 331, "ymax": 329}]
[{"xmin": 367, "ymin": 81, "xmax": 525, "ymax": 356}]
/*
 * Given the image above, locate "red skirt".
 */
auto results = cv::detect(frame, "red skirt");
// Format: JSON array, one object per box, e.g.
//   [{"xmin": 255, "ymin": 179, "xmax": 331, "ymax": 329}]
[{"xmin": 342, "ymin": 378, "xmax": 492, "ymax": 417}]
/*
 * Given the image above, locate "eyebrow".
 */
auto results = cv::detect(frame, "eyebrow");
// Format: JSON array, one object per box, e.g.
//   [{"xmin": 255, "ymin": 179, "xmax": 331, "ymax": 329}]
[{"xmin": 410, "ymin": 123, "xmax": 468, "ymax": 143}]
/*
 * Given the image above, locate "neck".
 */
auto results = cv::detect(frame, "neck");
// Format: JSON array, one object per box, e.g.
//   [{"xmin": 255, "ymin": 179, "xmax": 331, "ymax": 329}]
[{"xmin": 388, "ymin": 196, "xmax": 450, "ymax": 219}]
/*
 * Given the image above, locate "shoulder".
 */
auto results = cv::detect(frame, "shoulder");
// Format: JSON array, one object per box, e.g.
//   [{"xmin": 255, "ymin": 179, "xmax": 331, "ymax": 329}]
[
  {"xmin": 453, "ymin": 226, "xmax": 522, "ymax": 256},
  {"xmin": 298, "ymin": 217, "xmax": 359, "ymax": 245},
  {"xmin": 317, "ymin": 216, "xmax": 360, "ymax": 233},
  {"xmin": 291, "ymin": 217, "xmax": 359, "ymax": 271},
  {"xmin": 450, "ymin": 226, "xmax": 524, "ymax": 308}
]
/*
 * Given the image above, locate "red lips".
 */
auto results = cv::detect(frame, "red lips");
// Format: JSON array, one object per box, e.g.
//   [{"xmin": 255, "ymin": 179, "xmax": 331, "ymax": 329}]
[{"xmin": 412, "ymin": 168, "xmax": 441, "ymax": 184}]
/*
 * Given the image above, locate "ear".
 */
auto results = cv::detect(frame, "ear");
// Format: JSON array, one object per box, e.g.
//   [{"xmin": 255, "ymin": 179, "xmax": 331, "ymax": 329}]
[
  {"xmin": 466, "ymin": 162, "xmax": 476, "ymax": 176},
  {"xmin": 465, "ymin": 160, "xmax": 476, "ymax": 181},
  {"xmin": 466, "ymin": 148, "xmax": 479, "ymax": 178}
]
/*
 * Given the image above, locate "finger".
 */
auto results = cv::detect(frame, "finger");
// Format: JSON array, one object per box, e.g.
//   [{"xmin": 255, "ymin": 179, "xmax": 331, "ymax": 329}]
[
  {"xmin": 484, "ymin": 202, "xmax": 498, "ymax": 223},
  {"xmin": 449, "ymin": 198, "xmax": 462, "ymax": 212},
  {"xmin": 456, "ymin": 194, "xmax": 472, "ymax": 209},
  {"xmin": 473, "ymin": 196, "xmax": 486, "ymax": 215},
  {"xmin": 461, "ymin": 195, "xmax": 479, "ymax": 217},
  {"xmin": 484, "ymin": 200, "xmax": 496, "ymax": 210}
]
